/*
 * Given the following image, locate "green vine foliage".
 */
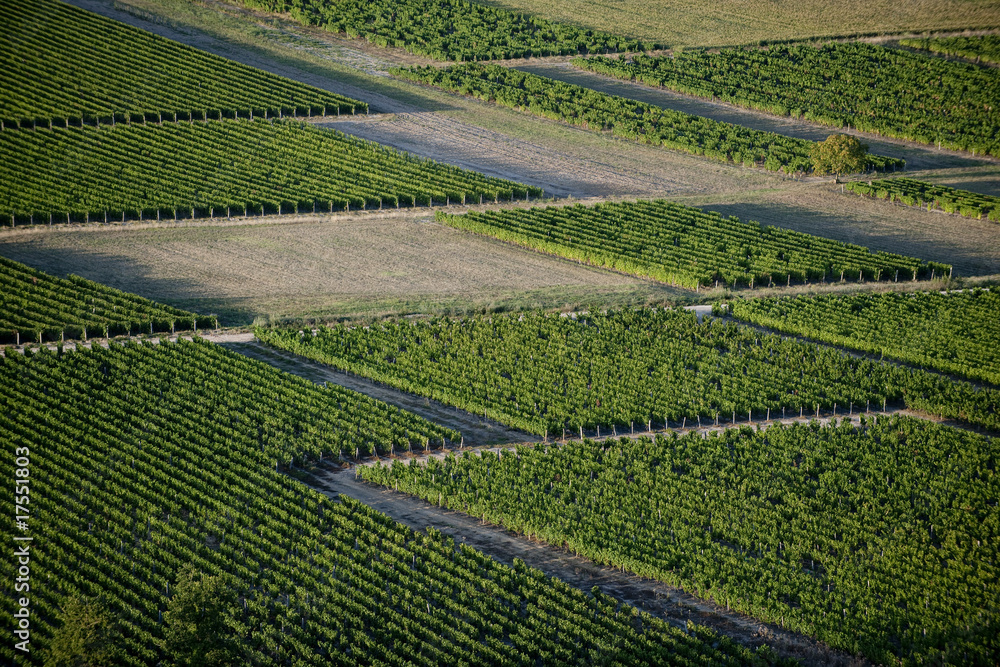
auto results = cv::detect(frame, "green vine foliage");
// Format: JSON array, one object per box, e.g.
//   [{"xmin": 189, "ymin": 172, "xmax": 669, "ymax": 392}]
[
  {"xmin": 728, "ymin": 289, "xmax": 1000, "ymax": 385},
  {"xmin": 0, "ymin": 0, "xmax": 365, "ymax": 128},
  {"xmin": 257, "ymin": 308, "xmax": 1000, "ymax": 434},
  {"xmin": 0, "ymin": 120, "xmax": 539, "ymax": 225},
  {"xmin": 0, "ymin": 255, "xmax": 212, "ymax": 344},
  {"xmin": 0, "ymin": 339, "xmax": 774, "ymax": 666},
  {"xmin": 363, "ymin": 416, "xmax": 1000, "ymax": 665},
  {"xmin": 577, "ymin": 42, "xmax": 1000, "ymax": 157},
  {"xmin": 434, "ymin": 199, "xmax": 945, "ymax": 289},
  {"xmin": 846, "ymin": 178, "xmax": 1000, "ymax": 222},
  {"xmin": 394, "ymin": 63, "xmax": 904, "ymax": 174},
  {"xmin": 235, "ymin": 0, "xmax": 657, "ymax": 61}
]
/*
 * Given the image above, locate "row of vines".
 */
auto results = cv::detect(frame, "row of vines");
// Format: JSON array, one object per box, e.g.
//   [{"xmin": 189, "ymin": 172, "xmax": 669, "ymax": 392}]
[
  {"xmin": 0, "ymin": 255, "xmax": 214, "ymax": 345},
  {"xmin": 255, "ymin": 308, "xmax": 1000, "ymax": 435},
  {"xmin": 394, "ymin": 63, "xmax": 904, "ymax": 174},
  {"xmin": 575, "ymin": 42, "xmax": 1000, "ymax": 157},
  {"xmin": 234, "ymin": 0, "xmax": 655, "ymax": 62},
  {"xmin": 725, "ymin": 288, "xmax": 1000, "ymax": 385},
  {"xmin": 362, "ymin": 417, "xmax": 999, "ymax": 664},
  {"xmin": 0, "ymin": 0, "xmax": 365, "ymax": 129},
  {"xmin": 0, "ymin": 339, "xmax": 776, "ymax": 665},
  {"xmin": 899, "ymin": 35, "xmax": 1000, "ymax": 65},
  {"xmin": 0, "ymin": 119, "xmax": 540, "ymax": 225},
  {"xmin": 846, "ymin": 178, "xmax": 1000, "ymax": 222},
  {"xmin": 434, "ymin": 199, "xmax": 947, "ymax": 289}
]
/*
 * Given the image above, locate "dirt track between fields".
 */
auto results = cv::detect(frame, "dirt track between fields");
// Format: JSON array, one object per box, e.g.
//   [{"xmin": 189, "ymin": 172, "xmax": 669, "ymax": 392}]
[
  {"xmin": 307, "ymin": 462, "xmax": 865, "ymax": 666},
  {"xmin": 223, "ymin": 340, "xmax": 535, "ymax": 447}
]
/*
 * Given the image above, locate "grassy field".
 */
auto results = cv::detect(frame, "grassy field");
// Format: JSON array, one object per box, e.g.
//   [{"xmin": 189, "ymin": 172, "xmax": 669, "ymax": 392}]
[{"xmin": 480, "ymin": 0, "xmax": 1000, "ymax": 47}]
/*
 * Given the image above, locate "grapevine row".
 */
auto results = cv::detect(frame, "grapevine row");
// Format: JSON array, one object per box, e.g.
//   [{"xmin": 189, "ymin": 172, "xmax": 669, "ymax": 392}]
[
  {"xmin": 0, "ymin": 0, "xmax": 364, "ymax": 130},
  {"xmin": 0, "ymin": 255, "xmax": 215, "ymax": 345},
  {"xmin": 0, "ymin": 119, "xmax": 541, "ymax": 225},
  {"xmin": 361, "ymin": 416, "xmax": 1000, "ymax": 665},
  {"xmin": 234, "ymin": 0, "xmax": 656, "ymax": 62},
  {"xmin": 845, "ymin": 177, "xmax": 1000, "ymax": 222},
  {"xmin": 433, "ymin": 199, "xmax": 947, "ymax": 289},
  {"xmin": 725, "ymin": 288, "xmax": 1000, "ymax": 386},
  {"xmin": 394, "ymin": 63, "xmax": 905, "ymax": 174},
  {"xmin": 575, "ymin": 42, "xmax": 1000, "ymax": 157},
  {"xmin": 899, "ymin": 35, "xmax": 1000, "ymax": 65},
  {"xmin": 255, "ymin": 308, "xmax": 1000, "ymax": 435},
  {"xmin": 0, "ymin": 339, "xmax": 773, "ymax": 665}
]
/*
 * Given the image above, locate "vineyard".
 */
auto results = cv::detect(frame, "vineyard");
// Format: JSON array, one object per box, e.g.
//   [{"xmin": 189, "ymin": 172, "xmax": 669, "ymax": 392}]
[
  {"xmin": 726, "ymin": 289, "xmax": 1000, "ymax": 385},
  {"xmin": 576, "ymin": 42, "xmax": 1000, "ymax": 157},
  {"xmin": 393, "ymin": 63, "xmax": 905, "ymax": 174},
  {"xmin": 233, "ymin": 0, "xmax": 655, "ymax": 61},
  {"xmin": 433, "ymin": 199, "xmax": 948, "ymax": 289},
  {"xmin": 0, "ymin": 255, "xmax": 214, "ymax": 345},
  {"xmin": 900, "ymin": 34, "xmax": 1000, "ymax": 65},
  {"xmin": 255, "ymin": 308, "xmax": 1000, "ymax": 434},
  {"xmin": 846, "ymin": 178, "xmax": 1000, "ymax": 222},
  {"xmin": 0, "ymin": 340, "xmax": 777, "ymax": 666},
  {"xmin": 0, "ymin": 0, "xmax": 365, "ymax": 129},
  {"xmin": 360, "ymin": 416, "xmax": 1000, "ymax": 664},
  {"xmin": 0, "ymin": 119, "xmax": 540, "ymax": 225}
]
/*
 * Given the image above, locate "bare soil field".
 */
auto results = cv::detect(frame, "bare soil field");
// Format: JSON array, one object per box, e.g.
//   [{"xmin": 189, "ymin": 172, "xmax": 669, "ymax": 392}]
[{"xmin": 0, "ymin": 212, "xmax": 684, "ymax": 325}]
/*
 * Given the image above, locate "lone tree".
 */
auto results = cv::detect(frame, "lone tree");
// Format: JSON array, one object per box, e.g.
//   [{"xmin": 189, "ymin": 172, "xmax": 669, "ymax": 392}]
[
  {"xmin": 42, "ymin": 596, "xmax": 125, "ymax": 667},
  {"xmin": 163, "ymin": 565, "xmax": 242, "ymax": 666},
  {"xmin": 811, "ymin": 133, "xmax": 870, "ymax": 179}
]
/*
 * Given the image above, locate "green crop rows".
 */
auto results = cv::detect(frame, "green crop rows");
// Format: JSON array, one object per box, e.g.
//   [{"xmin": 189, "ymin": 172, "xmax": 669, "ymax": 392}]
[
  {"xmin": 0, "ymin": 255, "xmax": 214, "ymax": 345},
  {"xmin": 0, "ymin": 0, "xmax": 365, "ymax": 129},
  {"xmin": 0, "ymin": 119, "xmax": 540, "ymax": 225},
  {"xmin": 395, "ymin": 63, "xmax": 904, "ymax": 174},
  {"xmin": 236, "ymin": 0, "xmax": 655, "ymax": 61},
  {"xmin": 255, "ymin": 309, "xmax": 1000, "ymax": 434},
  {"xmin": 577, "ymin": 42, "xmax": 1000, "ymax": 157},
  {"xmin": 727, "ymin": 289, "xmax": 1000, "ymax": 386},
  {"xmin": 900, "ymin": 35, "xmax": 1000, "ymax": 65},
  {"xmin": 361, "ymin": 416, "xmax": 999, "ymax": 664},
  {"xmin": 846, "ymin": 177, "xmax": 1000, "ymax": 222},
  {"xmin": 0, "ymin": 339, "xmax": 779, "ymax": 666},
  {"xmin": 434, "ymin": 199, "xmax": 946, "ymax": 289}
]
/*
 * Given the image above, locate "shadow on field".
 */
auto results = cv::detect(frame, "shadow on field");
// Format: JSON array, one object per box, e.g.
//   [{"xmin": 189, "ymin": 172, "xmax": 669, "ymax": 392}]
[
  {"xmin": 0, "ymin": 243, "xmax": 255, "ymax": 326},
  {"xmin": 701, "ymin": 201, "xmax": 997, "ymax": 277}
]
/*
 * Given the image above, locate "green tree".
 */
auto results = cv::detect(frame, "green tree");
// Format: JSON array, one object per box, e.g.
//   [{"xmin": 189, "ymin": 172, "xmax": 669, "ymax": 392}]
[
  {"xmin": 42, "ymin": 596, "xmax": 125, "ymax": 667},
  {"xmin": 811, "ymin": 134, "xmax": 870, "ymax": 178},
  {"xmin": 162, "ymin": 565, "xmax": 242, "ymax": 666}
]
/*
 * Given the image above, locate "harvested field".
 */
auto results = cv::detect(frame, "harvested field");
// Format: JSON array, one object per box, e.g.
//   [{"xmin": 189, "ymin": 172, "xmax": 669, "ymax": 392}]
[
  {"xmin": 0, "ymin": 213, "xmax": 680, "ymax": 326},
  {"xmin": 478, "ymin": 0, "xmax": 1000, "ymax": 48}
]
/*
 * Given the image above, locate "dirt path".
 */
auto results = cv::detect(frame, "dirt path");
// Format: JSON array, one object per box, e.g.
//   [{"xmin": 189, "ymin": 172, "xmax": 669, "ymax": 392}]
[
  {"xmin": 221, "ymin": 340, "xmax": 535, "ymax": 447},
  {"xmin": 306, "ymin": 462, "xmax": 862, "ymax": 666},
  {"xmin": 514, "ymin": 62, "xmax": 997, "ymax": 172}
]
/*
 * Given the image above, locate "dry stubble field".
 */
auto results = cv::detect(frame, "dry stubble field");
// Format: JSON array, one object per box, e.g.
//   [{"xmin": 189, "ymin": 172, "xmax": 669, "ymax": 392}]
[{"xmin": 0, "ymin": 212, "xmax": 682, "ymax": 325}]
